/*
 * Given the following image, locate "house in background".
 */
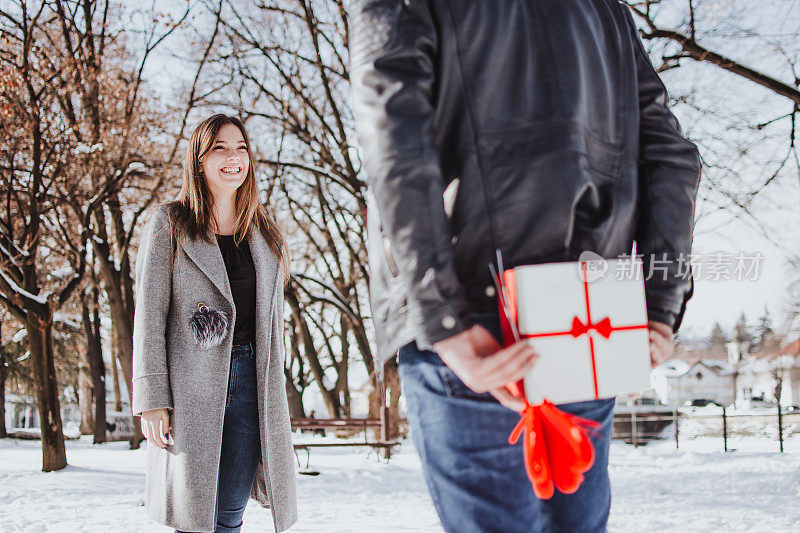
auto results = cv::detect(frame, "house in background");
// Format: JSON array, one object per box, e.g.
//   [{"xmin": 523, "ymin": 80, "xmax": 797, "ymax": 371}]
[
  {"xmin": 3, "ymin": 315, "xmax": 134, "ymax": 439},
  {"xmin": 4, "ymin": 392, "xmax": 80, "ymax": 435},
  {"xmin": 4, "ymin": 393, "xmax": 38, "ymax": 430},
  {"xmin": 651, "ymin": 359, "xmax": 735, "ymax": 406},
  {"xmin": 732, "ymin": 337, "xmax": 800, "ymax": 407}
]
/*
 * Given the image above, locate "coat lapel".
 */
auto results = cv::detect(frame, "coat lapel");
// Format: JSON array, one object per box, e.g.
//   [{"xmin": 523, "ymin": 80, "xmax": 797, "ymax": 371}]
[
  {"xmin": 248, "ymin": 227, "xmax": 279, "ymax": 367},
  {"xmin": 181, "ymin": 231, "xmax": 234, "ymax": 308},
  {"xmin": 248, "ymin": 227, "xmax": 269, "ymax": 286},
  {"xmin": 248, "ymin": 227, "xmax": 276, "ymax": 312}
]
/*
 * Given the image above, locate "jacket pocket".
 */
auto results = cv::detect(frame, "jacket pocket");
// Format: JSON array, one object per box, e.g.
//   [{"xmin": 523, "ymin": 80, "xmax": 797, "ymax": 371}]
[{"xmin": 477, "ymin": 119, "xmax": 623, "ymax": 261}]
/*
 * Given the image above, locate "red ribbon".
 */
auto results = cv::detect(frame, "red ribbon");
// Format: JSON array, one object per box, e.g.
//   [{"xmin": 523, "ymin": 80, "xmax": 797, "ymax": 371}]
[
  {"xmin": 499, "ymin": 261, "xmax": 647, "ymax": 497},
  {"xmin": 508, "ymin": 400, "xmax": 600, "ymax": 499}
]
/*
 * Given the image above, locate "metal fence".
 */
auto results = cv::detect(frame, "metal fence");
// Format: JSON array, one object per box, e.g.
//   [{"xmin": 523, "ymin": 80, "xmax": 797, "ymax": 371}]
[{"xmin": 613, "ymin": 406, "xmax": 800, "ymax": 452}]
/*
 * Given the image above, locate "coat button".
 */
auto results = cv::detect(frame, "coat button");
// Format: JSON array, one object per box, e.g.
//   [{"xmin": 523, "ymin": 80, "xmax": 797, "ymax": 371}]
[{"xmin": 441, "ymin": 315, "xmax": 456, "ymax": 329}]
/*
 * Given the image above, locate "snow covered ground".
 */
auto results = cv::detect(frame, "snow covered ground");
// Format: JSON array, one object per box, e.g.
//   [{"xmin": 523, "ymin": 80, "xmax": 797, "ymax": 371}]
[{"xmin": 2, "ymin": 434, "xmax": 800, "ymax": 532}]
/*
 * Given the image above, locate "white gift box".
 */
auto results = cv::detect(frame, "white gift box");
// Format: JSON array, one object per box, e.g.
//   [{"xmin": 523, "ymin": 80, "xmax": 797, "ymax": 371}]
[{"xmin": 503, "ymin": 257, "xmax": 652, "ymax": 404}]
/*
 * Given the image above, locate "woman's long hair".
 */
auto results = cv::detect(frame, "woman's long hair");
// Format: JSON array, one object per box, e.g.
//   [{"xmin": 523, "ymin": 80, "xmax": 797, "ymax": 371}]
[{"xmin": 166, "ymin": 114, "xmax": 289, "ymax": 279}]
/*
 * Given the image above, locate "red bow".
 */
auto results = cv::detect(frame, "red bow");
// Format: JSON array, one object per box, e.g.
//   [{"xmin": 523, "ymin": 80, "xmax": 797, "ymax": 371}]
[
  {"xmin": 569, "ymin": 316, "xmax": 613, "ymax": 339},
  {"xmin": 508, "ymin": 400, "xmax": 600, "ymax": 499}
]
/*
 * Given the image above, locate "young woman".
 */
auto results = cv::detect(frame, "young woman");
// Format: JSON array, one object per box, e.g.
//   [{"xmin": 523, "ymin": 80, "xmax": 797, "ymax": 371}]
[{"xmin": 132, "ymin": 114, "xmax": 297, "ymax": 533}]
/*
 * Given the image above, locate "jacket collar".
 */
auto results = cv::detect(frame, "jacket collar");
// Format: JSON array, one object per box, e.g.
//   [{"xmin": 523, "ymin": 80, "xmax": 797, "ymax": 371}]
[
  {"xmin": 181, "ymin": 224, "xmax": 275, "ymax": 308},
  {"xmin": 181, "ymin": 230, "xmax": 233, "ymax": 307}
]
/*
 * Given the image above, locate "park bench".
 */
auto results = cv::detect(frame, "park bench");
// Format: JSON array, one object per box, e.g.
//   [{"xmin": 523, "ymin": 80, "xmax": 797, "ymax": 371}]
[{"xmin": 291, "ymin": 410, "xmax": 399, "ymax": 472}]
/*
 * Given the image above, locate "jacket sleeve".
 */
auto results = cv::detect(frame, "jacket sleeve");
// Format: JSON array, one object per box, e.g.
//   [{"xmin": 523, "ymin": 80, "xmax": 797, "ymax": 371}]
[
  {"xmin": 623, "ymin": 8, "xmax": 702, "ymax": 332},
  {"xmin": 349, "ymin": 0, "xmax": 472, "ymax": 348},
  {"xmin": 131, "ymin": 205, "xmax": 174, "ymax": 415}
]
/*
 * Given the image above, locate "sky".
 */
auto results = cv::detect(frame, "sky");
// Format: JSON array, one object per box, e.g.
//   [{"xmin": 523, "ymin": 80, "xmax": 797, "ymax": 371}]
[
  {"xmin": 681, "ymin": 223, "xmax": 793, "ymax": 339},
  {"xmin": 131, "ymin": 0, "xmax": 800, "ymax": 342}
]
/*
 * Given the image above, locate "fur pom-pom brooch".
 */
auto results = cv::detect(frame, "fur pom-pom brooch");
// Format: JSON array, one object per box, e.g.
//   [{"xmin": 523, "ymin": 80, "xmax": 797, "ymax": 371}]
[{"xmin": 189, "ymin": 302, "xmax": 230, "ymax": 348}]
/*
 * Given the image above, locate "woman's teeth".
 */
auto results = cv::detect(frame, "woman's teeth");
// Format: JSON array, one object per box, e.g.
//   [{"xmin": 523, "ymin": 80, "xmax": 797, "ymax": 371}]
[{"xmin": 220, "ymin": 167, "xmax": 241, "ymax": 174}]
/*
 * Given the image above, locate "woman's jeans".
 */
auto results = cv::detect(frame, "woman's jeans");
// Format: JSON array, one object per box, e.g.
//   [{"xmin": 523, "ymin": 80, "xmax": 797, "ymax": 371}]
[
  {"xmin": 398, "ymin": 313, "xmax": 615, "ymax": 533},
  {"xmin": 178, "ymin": 342, "xmax": 261, "ymax": 533}
]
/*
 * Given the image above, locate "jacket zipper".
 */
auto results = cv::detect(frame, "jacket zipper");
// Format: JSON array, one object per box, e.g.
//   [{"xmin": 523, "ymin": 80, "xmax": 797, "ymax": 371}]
[{"xmin": 382, "ymin": 235, "xmax": 399, "ymax": 277}]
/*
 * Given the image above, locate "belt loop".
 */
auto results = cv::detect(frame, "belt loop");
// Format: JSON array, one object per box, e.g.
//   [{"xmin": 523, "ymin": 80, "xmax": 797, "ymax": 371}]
[{"xmin": 232, "ymin": 340, "xmax": 254, "ymax": 351}]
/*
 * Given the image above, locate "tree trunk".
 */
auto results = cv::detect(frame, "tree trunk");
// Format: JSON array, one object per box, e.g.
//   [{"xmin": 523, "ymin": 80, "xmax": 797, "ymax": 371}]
[
  {"xmin": 285, "ymin": 323, "xmax": 307, "ymax": 419},
  {"xmin": 368, "ymin": 358, "xmax": 402, "ymax": 440},
  {"xmin": 77, "ymin": 358, "xmax": 94, "ymax": 435},
  {"xmin": 384, "ymin": 357, "xmax": 401, "ymax": 440},
  {"xmin": 286, "ymin": 289, "xmax": 341, "ymax": 417},
  {"xmin": 110, "ymin": 332, "xmax": 122, "ymax": 412},
  {"xmin": 79, "ymin": 301, "xmax": 94, "ymax": 435},
  {"xmin": 351, "ymin": 321, "xmax": 375, "ymax": 382},
  {"xmin": 27, "ymin": 317, "xmax": 67, "ymax": 471},
  {"xmin": 336, "ymin": 316, "xmax": 350, "ymax": 417},
  {"xmin": 83, "ymin": 290, "xmax": 106, "ymax": 444},
  {"xmin": 107, "ymin": 276, "xmax": 142, "ymax": 448},
  {"xmin": 116, "ymin": 338, "xmax": 144, "ymax": 448},
  {"xmin": 93, "ymin": 204, "xmax": 143, "ymax": 449},
  {"xmin": 774, "ymin": 374, "xmax": 784, "ymax": 405},
  {"xmin": 0, "ymin": 347, "xmax": 7, "ymax": 438},
  {"xmin": 90, "ymin": 290, "xmax": 107, "ymax": 444},
  {"xmin": 368, "ymin": 383, "xmax": 382, "ymax": 440},
  {"xmin": 285, "ymin": 378, "xmax": 305, "ymax": 419}
]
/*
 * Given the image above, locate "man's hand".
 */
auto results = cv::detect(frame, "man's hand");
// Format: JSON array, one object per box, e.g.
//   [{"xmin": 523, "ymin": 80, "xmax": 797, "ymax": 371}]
[
  {"xmin": 649, "ymin": 320, "xmax": 674, "ymax": 368},
  {"xmin": 433, "ymin": 324, "xmax": 538, "ymax": 411}
]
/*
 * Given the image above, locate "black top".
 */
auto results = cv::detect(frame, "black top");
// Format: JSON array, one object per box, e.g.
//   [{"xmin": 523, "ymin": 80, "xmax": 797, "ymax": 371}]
[{"xmin": 216, "ymin": 234, "xmax": 256, "ymax": 345}]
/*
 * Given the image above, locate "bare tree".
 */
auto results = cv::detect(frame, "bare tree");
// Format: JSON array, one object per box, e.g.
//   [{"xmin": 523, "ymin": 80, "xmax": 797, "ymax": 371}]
[
  {"xmin": 201, "ymin": 0, "xmax": 384, "ymax": 420},
  {"xmin": 181, "ymin": 2, "xmax": 795, "ymax": 437},
  {"xmin": 624, "ymin": 1, "xmax": 800, "ymax": 104},
  {"xmin": 622, "ymin": 1, "xmax": 800, "ymax": 255},
  {"xmin": 77, "ymin": 341, "xmax": 94, "ymax": 436},
  {"xmin": 0, "ymin": 0, "xmax": 91, "ymax": 470},
  {"xmin": 80, "ymin": 283, "xmax": 105, "ymax": 444},
  {"xmin": 0, "ymin": 313, "xmax": 7, "ymax": 438},
  {"xmin": 284, "ymin": 311, "xmax": 310, "ymax": 418},
  {"xmin": 109, "ymin": 328, "xmax": 122, "ymax": 412},
  {"xmin": 0, "ymin": 0, "xmax": 193, "ymax": 465},
  {"xmin": 45, "ymin": 0, "xmax": 194, "ymax": 449}
]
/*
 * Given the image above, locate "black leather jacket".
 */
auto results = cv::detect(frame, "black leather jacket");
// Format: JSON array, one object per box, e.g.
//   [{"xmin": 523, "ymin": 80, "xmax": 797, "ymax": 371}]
[{"xmin": 350, "ymin": 0, "xmax": 701, "ymax": 367}]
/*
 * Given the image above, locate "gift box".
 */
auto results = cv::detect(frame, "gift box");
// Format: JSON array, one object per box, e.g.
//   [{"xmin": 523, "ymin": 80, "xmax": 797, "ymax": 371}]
[{"xmin": 501, "ymin": 257, "xmax": 651, "ymax": 405}]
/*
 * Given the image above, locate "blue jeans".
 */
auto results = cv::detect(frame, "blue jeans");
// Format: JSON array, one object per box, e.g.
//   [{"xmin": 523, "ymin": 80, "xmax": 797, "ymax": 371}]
[
  {"xmin": 178, "ymin": 342, "xmax": 261, "ymax": 533},
  {"xmin": 398, "ymin": 314, "xmax": 614, "ymax": 533}
]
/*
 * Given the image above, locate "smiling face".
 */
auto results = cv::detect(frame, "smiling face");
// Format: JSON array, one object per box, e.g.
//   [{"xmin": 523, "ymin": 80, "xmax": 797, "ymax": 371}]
[
  {"xmin": 201, "ymin": 123, "xmax": 250, "ymax": 199},
  {"xmin": 177, "ymin": 114, "xmax": 287, "ymax": 275}
]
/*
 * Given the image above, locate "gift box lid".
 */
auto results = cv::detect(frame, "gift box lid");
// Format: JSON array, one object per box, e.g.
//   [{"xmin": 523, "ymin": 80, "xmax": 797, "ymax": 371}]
[{"xmin": 505, "ymin": 258, "xmax": 652, "ymax": 404}]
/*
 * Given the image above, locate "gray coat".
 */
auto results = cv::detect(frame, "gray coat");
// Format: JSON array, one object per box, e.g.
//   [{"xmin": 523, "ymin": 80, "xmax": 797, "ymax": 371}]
[{"xmin": 131, "ymin": 204, "xmax": 297, "ymax": 532}]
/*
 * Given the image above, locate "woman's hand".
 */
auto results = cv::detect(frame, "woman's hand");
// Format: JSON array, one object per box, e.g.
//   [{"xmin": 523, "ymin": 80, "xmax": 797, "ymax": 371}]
[{"xmin": 140, "ymin": 408, "xmax": 172, "ymax": 449}]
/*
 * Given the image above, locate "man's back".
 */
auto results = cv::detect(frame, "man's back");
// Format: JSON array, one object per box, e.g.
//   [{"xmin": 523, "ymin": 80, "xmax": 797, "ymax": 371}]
[
  {"xmin": 350, "ymin": 3, "xmax": 701, "ymax": 531},
  {"xmin": 351, "ymin": 0, "xmax": 699, "ymax": 372},
  {"xmin": 430, "ymin": 0, "xmax": 632, "ymax": 155},
  {"xmin": 423, "ymin": 0, "xmax": 641, "ymax": 283}
]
